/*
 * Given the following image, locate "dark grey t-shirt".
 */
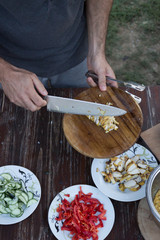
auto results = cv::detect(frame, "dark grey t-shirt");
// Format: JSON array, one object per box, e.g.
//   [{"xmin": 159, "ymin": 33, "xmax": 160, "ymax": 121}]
[{"xmin": 0, "ymin": 0, "xmax": 88, "ymax": 77}]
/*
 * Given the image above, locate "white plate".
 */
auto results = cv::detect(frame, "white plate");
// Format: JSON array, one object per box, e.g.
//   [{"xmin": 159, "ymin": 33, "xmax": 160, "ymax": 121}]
[
  {"xmin": 48, "ymin": 184, "xmax": 115, "ymax": 240},
  {"xmin": 0, "ymin": 165, "xmax": 41, "ymax": 225},
  {"xmin": 91, "ymin": 143, "xmax": 158, "ymax": 202}
]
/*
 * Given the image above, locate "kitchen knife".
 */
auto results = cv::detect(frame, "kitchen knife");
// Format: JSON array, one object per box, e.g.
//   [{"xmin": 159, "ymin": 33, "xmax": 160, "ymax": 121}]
[{"xmin": 45, "ymin": 95, "xmax": 127, "ymax": 116}]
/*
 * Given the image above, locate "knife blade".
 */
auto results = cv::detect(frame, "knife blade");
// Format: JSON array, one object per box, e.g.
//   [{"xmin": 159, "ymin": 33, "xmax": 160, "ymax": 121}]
[{"xmin": 45, "ymin": 95, "xmax": 127, "ymax": 116}]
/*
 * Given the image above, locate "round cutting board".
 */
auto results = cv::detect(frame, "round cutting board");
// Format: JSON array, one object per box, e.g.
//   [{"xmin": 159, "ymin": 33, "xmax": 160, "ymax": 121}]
[
  {"xmin": 137, "ymin": 198, "xmax": 160, "ymax": 240},
  {"xmin": 63, "ymin": 87, "xmax": 143, "ymax": 158}
]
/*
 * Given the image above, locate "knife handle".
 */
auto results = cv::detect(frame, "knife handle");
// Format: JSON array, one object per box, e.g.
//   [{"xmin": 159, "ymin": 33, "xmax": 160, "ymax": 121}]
[
  {"xmin": 85, "ymin": 70, "xmax": 145, "ymax": 91},
  {"xmin": 85, "ymin": 70, "xmax": 112, "ymax": 87}
]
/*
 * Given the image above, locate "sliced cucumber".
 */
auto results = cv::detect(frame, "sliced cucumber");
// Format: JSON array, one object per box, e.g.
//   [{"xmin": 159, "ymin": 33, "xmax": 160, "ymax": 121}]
[
  {"xmin": 27, "ymin": 191, "xmax": 34, "ymax": 200},
  {"xmin": 18, "ymin": 202, "xmax": 24, "ymax": 209},
  {"xmin": 15, "ymin": 183, "xmax": 21, "ymax": 189},
  {"xmin": 6, "ymin": 207, "xmax": 12, "ymax": 213},
  {"xmin": 0, "ymin": 205, "xmax": 8, "ymax": 214},
  {"xmin": 15, "ymin": 190, "xmax": 24, "ymax": 195},
  {"xmin": 10, "ymin": 209, "xmax": 24, "ymax": 218},
  {"xmin": 0, "ymin": 172, "xmax": 38, "ymax": 218},
  {"xmin": 1, "ymin": 173, "xmax": 12, "ymax": 181},
  {"xmin": 9, "ymin": 203, "xmax": 19, "ymax": 211},
  {"xmin": 0, "ymin": 193, "xmax": 5, "ymax": 199},
  {"xmin": 21, "ymin": 192, "xmax": 29, "ymax": 202},
  {"xmin": 4, "ymin": 197, "xmax": 12, "ymax": 203},
  {"xmin": 27, "ymin": 199, "xmax": 37, "ymax": 207},
  {"xmin": 0, "ymin": 200, "xmax": 6, "ymax": 207},
  {"xmin": 0, "ymin": 186, "xmax": 8, "ymax": 193},
  {"xmin": 7, "ymin": 197, "xmax": 18, "ymax": 205},
  {"xmin": 11, "ymin": 208, "xmax": 21, "ymax": 216},
  {"xmin": 15, "ymin": 192, "xmax": 20, "ymax": 197},
  {"xmin": 18, "ymin": 195, "xmax": 27, "ymax": 205},
  {"xmin": 0, "ymin": 180, "xmax": 4, "ymax": 185}
]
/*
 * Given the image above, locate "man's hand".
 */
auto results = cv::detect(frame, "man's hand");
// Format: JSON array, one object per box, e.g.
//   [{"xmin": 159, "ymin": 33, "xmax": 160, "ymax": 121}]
[
  {"xmin": 0, "ymin": 58, "xmax": 48, "ymax": 111},
  {"xmin": 87, "ymin": 53, "xmax": 118, "ymax": 91}
]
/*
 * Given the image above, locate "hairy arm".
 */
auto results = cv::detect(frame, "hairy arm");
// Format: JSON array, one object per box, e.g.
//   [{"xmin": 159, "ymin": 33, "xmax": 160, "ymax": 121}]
[
  {"xmin": 0, "ymin": 58, "xmax": 48, "ymax": 111},
  {"xmin": 86, "ymin": 0, "xmax": 117, "ymax": 90}
]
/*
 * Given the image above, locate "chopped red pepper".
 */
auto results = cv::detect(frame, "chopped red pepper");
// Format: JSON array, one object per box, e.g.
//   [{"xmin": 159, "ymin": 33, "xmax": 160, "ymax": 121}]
[
  {"xmin": 56, "ymin": 186, "xmax": 107, "ymax": 240},
  {"xmin": 64, "ymin": 194, "xmax": 70, "ymax": 197}
]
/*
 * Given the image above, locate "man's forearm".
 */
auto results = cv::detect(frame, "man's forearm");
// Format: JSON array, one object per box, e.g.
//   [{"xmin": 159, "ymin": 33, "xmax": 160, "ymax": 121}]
[{"xmin": 86, "ymin": 0, "xmax": 113, "ymax": 57}]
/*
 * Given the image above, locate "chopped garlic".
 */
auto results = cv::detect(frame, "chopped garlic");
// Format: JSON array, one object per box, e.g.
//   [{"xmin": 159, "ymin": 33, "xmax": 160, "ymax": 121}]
[{"xmin": 87, "ymin": 103, "xmax": 119, "ymax": 133}]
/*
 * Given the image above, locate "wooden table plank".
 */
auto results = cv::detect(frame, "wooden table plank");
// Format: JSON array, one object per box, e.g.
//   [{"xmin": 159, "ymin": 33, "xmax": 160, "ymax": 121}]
[{"xmin": 0, "ymin": 86, "xmax": 159, "ymax": 240}]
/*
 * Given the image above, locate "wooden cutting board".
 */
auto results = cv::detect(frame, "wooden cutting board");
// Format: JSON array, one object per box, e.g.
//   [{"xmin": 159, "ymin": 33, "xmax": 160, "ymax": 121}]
[
  {"xmin": 137, "ymin": 198, "xmax": 160, "ymax": 240},
  {"xmin": 63, "ymin": 87, "xmax": 143, "ymax": 158},
  {"xmin": 141, "ymin": 123, "xmax": 160, "ymax": 162}
]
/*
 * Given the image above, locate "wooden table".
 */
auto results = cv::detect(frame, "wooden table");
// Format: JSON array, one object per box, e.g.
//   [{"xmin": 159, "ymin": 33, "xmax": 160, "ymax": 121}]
[{"xmin": 0, "ymin": 86, "xmax": 160, "ymax": 240}]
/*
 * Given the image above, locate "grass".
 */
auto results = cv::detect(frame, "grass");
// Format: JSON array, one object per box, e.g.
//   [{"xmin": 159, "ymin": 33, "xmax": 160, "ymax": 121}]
[{"xmin": 106, "ymin": 0, "xmax": 160, "ymax": 85}]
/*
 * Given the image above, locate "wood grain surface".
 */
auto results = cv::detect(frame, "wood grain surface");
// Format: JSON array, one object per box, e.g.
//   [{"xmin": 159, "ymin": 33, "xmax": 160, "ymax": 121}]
[
  {"xmin": 141, "ymin": 123, "xmax": 160, "ymax": 162},
  {"xmin": 0, "ymin": 86, "xmax": 160, "ymax": 240},
  {"xmin": 137, "ymin": 198, "xmax": 160, "ymax": 240},
  {"xmin": 63, "ymin": 87, "xmax": 143, "ymax": 158}
]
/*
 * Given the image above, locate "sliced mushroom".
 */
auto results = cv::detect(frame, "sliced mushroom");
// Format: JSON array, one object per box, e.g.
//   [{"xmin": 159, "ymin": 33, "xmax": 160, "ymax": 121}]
[
  {"xmin": 104, "ymin": 175, "xmax": 111, "ymax": 183},
  {"xmin": 119, "ymin": 183, "xmax": 125, "ymax": 192},
  {"xmin": 126, "ymin": 162, "xmax": 137, "ymax": 172},
  {"xmin": 120, "ymin": 174, "xmax": 133, "ymax": 182},
  {"xmin": 110, "ymin": 156, "xmax": 118, "ymax": 161},
  {"xmin": 137, "ymin": 162, "xmax": 148, "ymax": 169},
  {"xmin": 139, "ymin": 180, "xmax": 145, "ymax": 186},
  {"xmin": 102, "ymin": 153, "xmax": 155, "ymax": 193},
  {"xmin": 101, "ymin": 171, "xmax": 107, "ymax": 177},
  {"xmin": 139, "ymin": 168, "xmax": 146, "ymax": 174},
  {"xmin": 133, "ymin": 176, "xmax": 142, "ymax": 183},
  {"xmin": 108, "ymin": 173, "xmax": 116, "ymax": 184},
  {"xmin": 125, "ymin": 159, "xmax": 132, "ymax": 170},
  {"xmin": 128, "ymin": 168, "xmax": 140, "ymax": 175},
  {"xmin": 114, "ymin": 158, "xmax": 122, "ymax": 167},
  {"xmin": 105, "ymin": 166, "xmax": 110, "ymax": 174},
  {"xmin": 130, "ymin": 184, "xmax": 141, "ymax": 191},
  {"xmin": 110, "ymin": 162, "xmax": 116, "ymax": 172},
  {"xmin": 131, "ymin": 155, "xmax": 140, "ymax": 163},
  {"xmin": 124, "ymin": 179, "xmax": 137, "ymax": 188},
  {"xmin": 112, "ymin": 171, "xmax": 122, "ymax": 179},
  {"xmin": 117, "ymin": 160, "xmax": 125, "ymax": 172}
]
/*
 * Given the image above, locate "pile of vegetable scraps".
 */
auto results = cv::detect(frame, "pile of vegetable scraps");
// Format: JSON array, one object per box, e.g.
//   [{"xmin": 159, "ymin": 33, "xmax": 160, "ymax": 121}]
[{"xmin": 56, "ymin": 186, "xmax": 106, "ymax": 240}]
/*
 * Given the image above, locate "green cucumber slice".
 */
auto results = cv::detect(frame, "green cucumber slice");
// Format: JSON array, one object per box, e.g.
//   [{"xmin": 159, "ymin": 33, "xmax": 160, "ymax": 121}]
[
  {"xmin": 0, "ymin": 193, "xmax": 5, "ymax": 199},
  {"xmin": 18, "ymin": 202, "xmax": 24, "ymax": 209},
  {"xmin": 6, "ymin": 207, "xmax": 12, "ymax": 213},
  {"xmin": 4, "ymin": 197, "xmax": 12, "ymax": 203},
  {"xmin": 10, "ymin": 210, "xmax": 24, "ymax": 218},
  {"xmin": 21, "ymin": 192, "xmax": 29, "ymax": 202},
  {"xmin": 7, "ymin": 197, "xmax": 18, "ymax": 205},
  {"xmin": 1, "ymin": 173, "xmax": 12, "ymax": 181},
  {"xmin": 15, "ymin": 190, "xmax": 24, "ymax": 195},
  {"xmin": 9, "ymin": 203, "xmax": 19, "ymax": 211},
  {"xmin": 0, "ymin": 172, "xmax": 37, "ymax": 218},
  {"xmin": 27, "ymin": 191, "xmax": 34, "ymax": 200},
  {"xmin": 0, "ymin": 205, "xmax": 8, "ymax": 214},
  {"xmin": 11, "ymin": 208, "xmax": 21, "ymax": 216},
  {"xmin": 27, "ymin": 199, "xmax": 37, "ymax": 207},
  {"xmin": 15, "ymin": 183, "xmax": 21, "ymax": 189},
  {"xmin": 18, "ymin": 195, "xmax": 27, "ymax": 205},
  {"xmin": 0, "ymin": 186, "xmax": 8, "ymax": 193}
]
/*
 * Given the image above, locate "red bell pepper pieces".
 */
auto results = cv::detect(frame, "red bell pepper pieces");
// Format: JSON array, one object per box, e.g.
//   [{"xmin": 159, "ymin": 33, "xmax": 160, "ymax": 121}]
[{"xmin": 56, "ymin": 186, "xmax": 107, "ymax": 240}]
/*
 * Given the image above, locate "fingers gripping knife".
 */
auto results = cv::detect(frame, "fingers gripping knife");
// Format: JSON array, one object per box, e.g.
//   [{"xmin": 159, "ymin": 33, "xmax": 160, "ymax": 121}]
[{"xmin": 85, "ymin": 70, "xmax": 145, "ymax": 104}]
